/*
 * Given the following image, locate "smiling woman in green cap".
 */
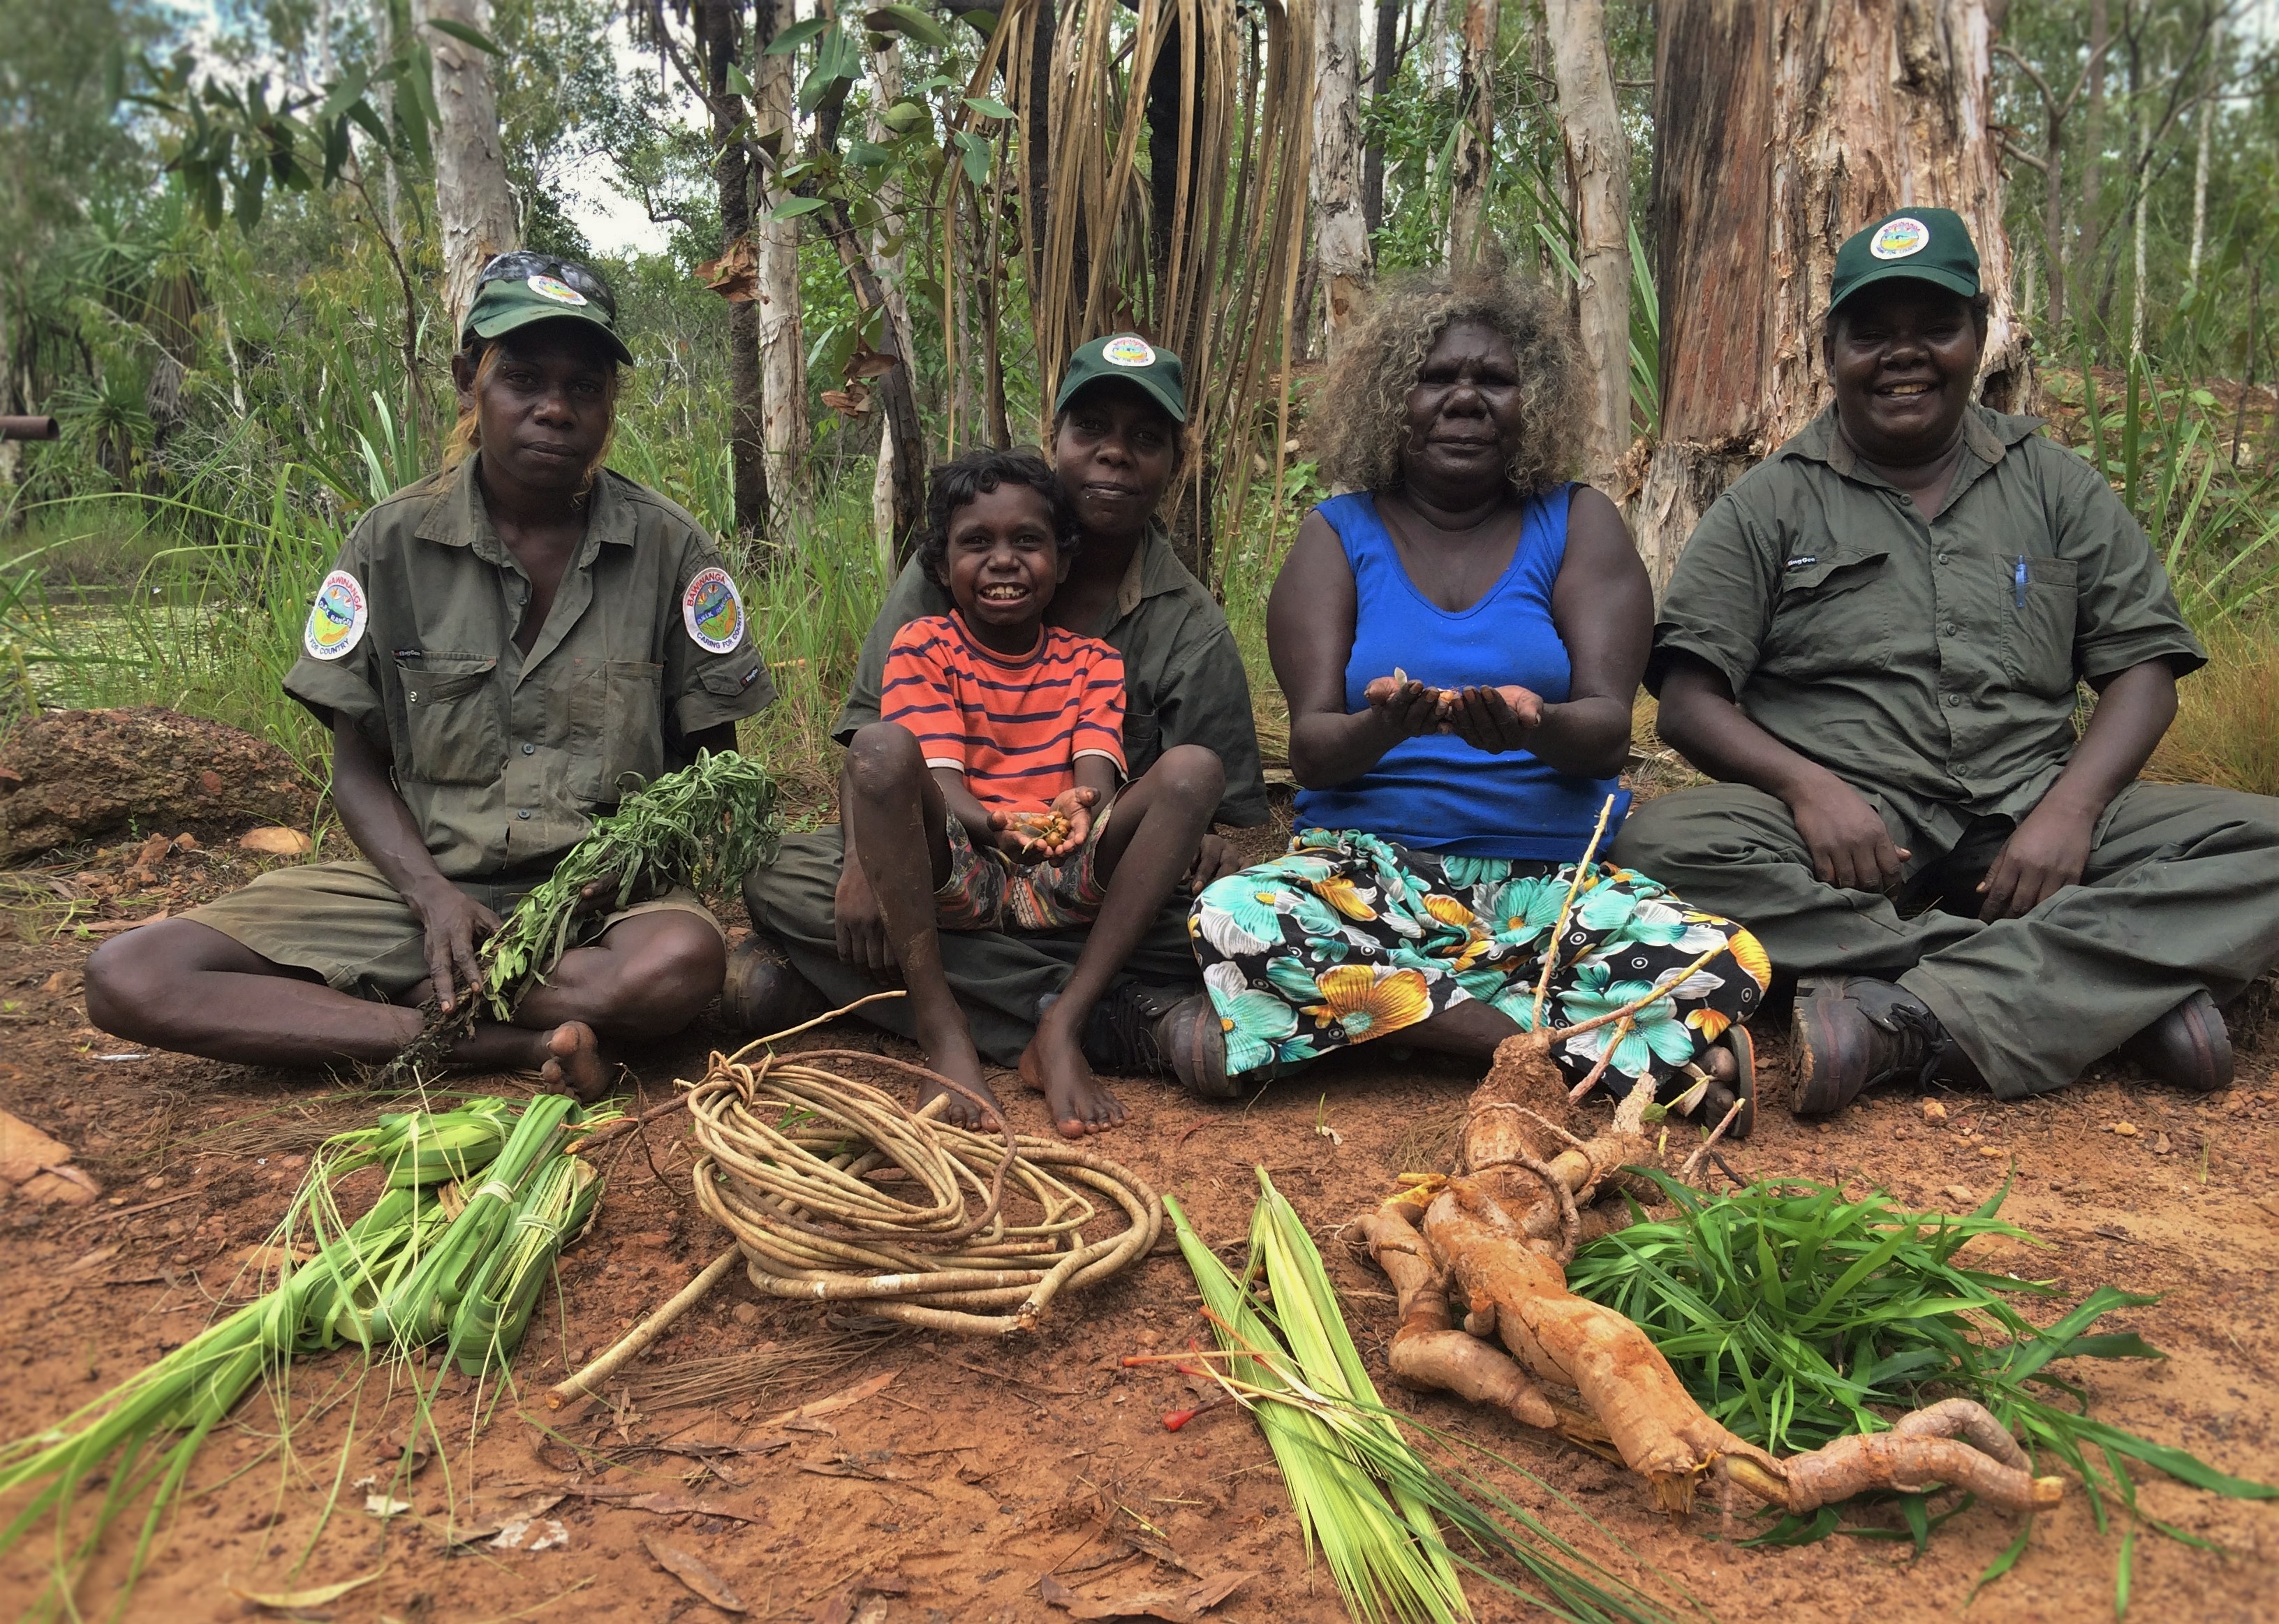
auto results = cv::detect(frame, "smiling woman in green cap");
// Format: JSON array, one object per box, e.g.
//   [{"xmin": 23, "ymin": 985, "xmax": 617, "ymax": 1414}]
[
  {"xmin": 737, "ymin": 332, "xmax": 1269, "ymax": 1086},
  {"xmin": 1613, "ymin": 206, "xmax": 2279, "ymax": 1114},
  {"xmin": 84, "ymin": 252, "xmax": 776, "ymax": 1098}
]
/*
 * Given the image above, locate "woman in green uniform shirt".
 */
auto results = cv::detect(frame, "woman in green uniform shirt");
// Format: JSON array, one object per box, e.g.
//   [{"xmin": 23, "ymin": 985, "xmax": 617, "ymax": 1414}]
[{"xmin": 84, "ymin": 254, "xmax": 775, "ymax": 1098}]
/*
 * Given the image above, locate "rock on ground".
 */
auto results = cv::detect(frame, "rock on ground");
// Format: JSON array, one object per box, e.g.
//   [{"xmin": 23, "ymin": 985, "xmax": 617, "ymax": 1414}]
[{"xmin": 0, "ymin": 707, "xmax": 316, "ymax": 862}]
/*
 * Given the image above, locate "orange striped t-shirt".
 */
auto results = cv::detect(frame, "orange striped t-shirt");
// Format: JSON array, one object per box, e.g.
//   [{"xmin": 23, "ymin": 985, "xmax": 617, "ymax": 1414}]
[{"xmin": 880, "ymin": 613, "xmax": 1127, "ymax": 815}]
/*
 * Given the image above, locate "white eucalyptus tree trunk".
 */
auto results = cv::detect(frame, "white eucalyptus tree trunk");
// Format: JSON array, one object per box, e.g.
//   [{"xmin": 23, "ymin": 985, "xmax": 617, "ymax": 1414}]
[
  {"xmin": 754, "ymin": 0, "xmax": 810, "ymax": 504},
  {"xmin": 1313, "ymin": 0, "xmax": 1371, "ymax": 352},
  {"xmin": 425, "ymin": 0, "xmax": 520, "ymax": 330},
  {"xmin": 866, "ymin": 35, "xmax": 918, "ymax": 561},
  {"xmin": 1544, "ymin": 0, "xmax": 1631, "ymax": 492}
]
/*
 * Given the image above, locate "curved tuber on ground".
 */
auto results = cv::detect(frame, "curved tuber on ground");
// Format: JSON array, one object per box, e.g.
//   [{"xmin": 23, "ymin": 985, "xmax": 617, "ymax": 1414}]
[{"xmin": 1358, "ymin": 1023, "xmax": 2064, "ymax": 1524}]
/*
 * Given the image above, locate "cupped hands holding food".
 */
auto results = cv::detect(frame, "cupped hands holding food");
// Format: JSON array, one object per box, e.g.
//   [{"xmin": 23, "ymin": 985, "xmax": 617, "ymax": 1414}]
[
  {"xmin": 1361, "ymin": 669, "xmax": 1546, "ymax": 753},
  {"xmin": 992, "ymin": 785, "xmax": 1100, "ymax": 862}
]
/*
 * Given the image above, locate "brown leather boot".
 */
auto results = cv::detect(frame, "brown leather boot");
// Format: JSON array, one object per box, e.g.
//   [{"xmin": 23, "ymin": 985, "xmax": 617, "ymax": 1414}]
[
  {"xmin": 1790, "ymin": 977, "xmax": 1981, "ymax": 1117},
  {"xmin": 2116, "ymin": 989, "xmax": 2232, "ymax": 1093}
]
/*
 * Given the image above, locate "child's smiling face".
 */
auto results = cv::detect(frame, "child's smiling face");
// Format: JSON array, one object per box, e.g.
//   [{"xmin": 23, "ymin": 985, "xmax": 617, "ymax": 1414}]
[{"xmin": 945, "ymin": 482, "xmax": 1069, "ymax": 647}]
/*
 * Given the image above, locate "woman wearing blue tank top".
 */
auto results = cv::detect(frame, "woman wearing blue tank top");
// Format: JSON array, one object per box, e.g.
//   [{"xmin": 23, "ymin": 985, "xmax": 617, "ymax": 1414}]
[{"xmin": 1170, "ymin": 271, "xmax": 1769, "ymax": 1128}]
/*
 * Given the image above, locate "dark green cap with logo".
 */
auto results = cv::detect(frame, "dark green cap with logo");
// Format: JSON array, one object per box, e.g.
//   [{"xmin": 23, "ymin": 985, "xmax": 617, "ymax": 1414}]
[
  {"xmin": 464, "ymin": 255, "xmax": 635, "ymax": 365},
  {"xmin": 1054, "ymin": 332, "xmax": 1187, "ymax": 423},
  {"xmin": 1828, "ymin": 207, "xmax": 1981, "ymax": 314}
]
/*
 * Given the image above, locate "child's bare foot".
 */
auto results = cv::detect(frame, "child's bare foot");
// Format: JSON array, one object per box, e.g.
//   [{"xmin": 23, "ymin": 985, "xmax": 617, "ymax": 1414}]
[
  {"xmin": 1019, "ymin": 1018, "xmax": 1128, "ymax": 1139},
  {"xmin": 538, "ymin": 1021, "xmax": 610, "ymax": 1102},
  {"xmin": 916, "ymin": 1025, "xmax": 1002, "ymax": 1130}
]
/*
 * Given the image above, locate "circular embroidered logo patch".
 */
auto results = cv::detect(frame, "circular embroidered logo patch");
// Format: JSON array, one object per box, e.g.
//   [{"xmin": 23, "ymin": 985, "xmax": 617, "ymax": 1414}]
[
  {"xmin": 526, "ymin": 272, "xmax": 589, "ymax": 306},
  {"xmin": 683, "ymin": 566, "xmax": 745, "ymax": 654},
  {"xmin": 1102, "ymin": 334, "xmax": 1156, "ymax": 368},
  {"xmin": 1869, "ymin": 216, "xmax": 1931, "ymax": 260},
  {"xmin": 303, "ymin": 570, "xmax": 367, "ymax": 661}
]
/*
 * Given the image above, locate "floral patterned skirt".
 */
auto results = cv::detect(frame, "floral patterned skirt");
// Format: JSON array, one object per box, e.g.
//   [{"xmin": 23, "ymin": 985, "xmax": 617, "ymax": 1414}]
[{"xmin": 1188, "ymin": 829, "xmax": 1769, "ymax": 1088}]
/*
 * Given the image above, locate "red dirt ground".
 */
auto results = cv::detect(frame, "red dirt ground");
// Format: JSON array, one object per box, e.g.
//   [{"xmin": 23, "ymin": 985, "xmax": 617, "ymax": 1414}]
[{"xmin": 1, "ymin": 825, "xmax": 2275, "ymax": 1624}]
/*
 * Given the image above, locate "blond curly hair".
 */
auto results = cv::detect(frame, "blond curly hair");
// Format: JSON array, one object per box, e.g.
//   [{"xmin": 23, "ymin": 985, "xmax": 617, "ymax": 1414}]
[{"xmin": 1311, "ymin": 266, "xmax": 1588, "ymax": 497}]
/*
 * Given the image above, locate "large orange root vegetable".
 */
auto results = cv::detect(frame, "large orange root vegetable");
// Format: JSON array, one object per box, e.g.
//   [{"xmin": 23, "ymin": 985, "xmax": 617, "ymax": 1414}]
[
  {"xmin": 1357, "ymin": 1027, "xmax": 2065, "ymax": 1521},
  {"xmin": 1352, "ymin": 803, "xmax": 2061, "ymax": 1528}
]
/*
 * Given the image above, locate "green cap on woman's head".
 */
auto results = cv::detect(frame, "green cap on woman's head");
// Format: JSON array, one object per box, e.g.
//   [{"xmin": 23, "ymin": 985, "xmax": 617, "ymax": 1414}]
[
  {"xmin": 1827, "ymin": 207, "xmax": 1981, "ymax": 315},
  {"xmin": 463, "ymin": 251, "xmax": 635, "ymax": 365},
  {"xmin": 1054, "ymin": 332, "xmax": 1187, "ymax": 423}
]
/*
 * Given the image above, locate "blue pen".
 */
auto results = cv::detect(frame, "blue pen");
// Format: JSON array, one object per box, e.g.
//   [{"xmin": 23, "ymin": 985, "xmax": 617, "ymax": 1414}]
[{"xmin": 2013, "ymin": 554, "xmax": 2028, "ymax": 611}]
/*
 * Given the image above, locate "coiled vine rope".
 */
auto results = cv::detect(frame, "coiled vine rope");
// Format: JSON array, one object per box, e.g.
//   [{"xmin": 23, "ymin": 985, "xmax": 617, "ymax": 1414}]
[{"xmin": 686, "ymin": 1042, "xmax": 1163, "ymax": 1336}]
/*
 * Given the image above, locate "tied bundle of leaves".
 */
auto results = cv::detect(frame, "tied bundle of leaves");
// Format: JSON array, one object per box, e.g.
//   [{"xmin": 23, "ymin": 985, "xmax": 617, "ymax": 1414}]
[
  {"xmin": 475, "ymin": 749, "xmax": 779, "ymax": 1021},
  {"xmin": 1565, "ymin": 1174, "xmax": 2278, "ymax": 1603},
  {"xmin": 1167, "ymin": 1175, "xmax": 1694, "ymax": 1624},
  {"xmin": 0, "ymin": 1095, "xmax": 615, "ymax": 1617}
]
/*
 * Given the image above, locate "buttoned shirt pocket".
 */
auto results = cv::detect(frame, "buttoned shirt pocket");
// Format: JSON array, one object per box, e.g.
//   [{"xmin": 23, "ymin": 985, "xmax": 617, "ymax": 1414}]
[
  {"xmin": 396, "ymin": 655, "xmax": 502, "ymax": 785},
  {"xmin": 2003, "ymin": 555, "xmax": 2081, "ymax": 696},
  {"xmin": 575, "ymin": 659, "xmax": 668, "ymax": 803},
  {"xmin": 1758, "ymin": 548, "xmax": 1894, "ymax": 679}
]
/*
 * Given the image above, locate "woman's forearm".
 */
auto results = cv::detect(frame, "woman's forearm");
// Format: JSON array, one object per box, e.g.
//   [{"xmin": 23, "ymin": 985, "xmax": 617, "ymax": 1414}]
[
  {"xmin": 1289, "ymin": 706, "xmax": 1411, "ymax": 788},
  {"xmin": 1518, "ymin": 695, "xmax": 1632, "ymax": 779}
]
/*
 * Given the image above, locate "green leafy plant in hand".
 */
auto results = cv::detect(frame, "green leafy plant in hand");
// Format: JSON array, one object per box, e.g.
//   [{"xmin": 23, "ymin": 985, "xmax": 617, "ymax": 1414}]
[{"xmin": 473, "ymin": 748, "xmax": 780, "ymax": 1021}]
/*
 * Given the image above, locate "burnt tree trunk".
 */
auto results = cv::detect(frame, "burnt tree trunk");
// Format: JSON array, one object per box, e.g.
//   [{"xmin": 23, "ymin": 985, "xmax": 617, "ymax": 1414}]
[
  {"xmin": 1446, "ymin": 0, "xmax": 1498, "ymax": 265},
  {"xmin": 1635, "ymin": 0, "xmax": 2033, "ymax": 587},
  {"xmin": 699, "ymin": 0, "xmax": 771, "ymax": 540},
  {"xmin": 1362, "ymin": 0, "xmax": 1398, "ymax": 234}
]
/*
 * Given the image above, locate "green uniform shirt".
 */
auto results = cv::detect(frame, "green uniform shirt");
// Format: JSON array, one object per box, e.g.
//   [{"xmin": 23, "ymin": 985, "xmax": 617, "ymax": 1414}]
[
  {"xmin": 1650, "ymin": 404, "xmax": 2204, "ymax": 850},
  {"xmin": 286, "ymin": 455, "xmax": 776, "ymax": 883},
  {"xmin": 834, "ymin": 521, "xmax": 1271, "ymax": 827}
]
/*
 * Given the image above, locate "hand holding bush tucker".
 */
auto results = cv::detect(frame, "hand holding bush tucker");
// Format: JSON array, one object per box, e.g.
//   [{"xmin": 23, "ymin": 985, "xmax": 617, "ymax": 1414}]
[
  {"xmin": 991, "ymin": 785, "xmax": 1098, "ymax": 860},
  {"xmin": 1363, "ymin": 667, "xmax": 1544, "ymax": 749}
]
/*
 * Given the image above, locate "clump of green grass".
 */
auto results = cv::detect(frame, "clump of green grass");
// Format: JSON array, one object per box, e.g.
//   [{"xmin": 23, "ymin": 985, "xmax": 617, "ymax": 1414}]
[{"xmin": 1564, "ymin": 1174, "xmax": 2277, "ymax": 1602}]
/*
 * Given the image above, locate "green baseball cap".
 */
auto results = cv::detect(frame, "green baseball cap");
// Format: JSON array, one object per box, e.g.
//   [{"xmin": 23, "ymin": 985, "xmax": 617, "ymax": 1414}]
[
  {"xmin": 1827, "ymin": 207, "xmax": 1981, "ymax": 315},
  {"xmin": 1053, "ymin": 332, "xmax": 1187, "ymax": 423},
  {"xmin": 463, "ymin": 251, "xmax": 635, "ymax": 365}
]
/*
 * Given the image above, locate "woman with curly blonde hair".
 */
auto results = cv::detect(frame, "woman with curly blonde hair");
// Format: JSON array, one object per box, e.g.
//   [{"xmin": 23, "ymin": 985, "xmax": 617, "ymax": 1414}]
[{"xmin": 1168, "ymin": 268, "xmax": 1770, "ymax": 1128}]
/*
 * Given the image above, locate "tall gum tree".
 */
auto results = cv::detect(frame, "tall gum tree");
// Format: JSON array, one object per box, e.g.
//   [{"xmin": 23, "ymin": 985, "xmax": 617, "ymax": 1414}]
[
  {"xmin": 425, "ymin": 0, "xmax": 521, "ymax": 328},
  {"xmin": 1635, "ymin": 0, "xmax": 2033, "ymax": 588},
  {"xmin": 754, "ymin": 0, "xmax": 808, "ymax": 512},
  {"xmin": 1312, "ymin": 0, "xmax": 1371, "ymax": 351},
  {"xmin": 1544, "ymin": 0, "xmax": 1630, "ymax": 493}
]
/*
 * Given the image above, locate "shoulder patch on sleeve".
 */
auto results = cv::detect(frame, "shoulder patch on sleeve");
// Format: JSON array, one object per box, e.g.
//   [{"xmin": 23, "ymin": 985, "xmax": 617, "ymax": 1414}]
[
  {"xmin": 682, "ymin": 566, "xmax": 746, "ymax": 654},
  {"xmin": 303, "ymin": 570, "xmax": 369, "ymax": 661}
]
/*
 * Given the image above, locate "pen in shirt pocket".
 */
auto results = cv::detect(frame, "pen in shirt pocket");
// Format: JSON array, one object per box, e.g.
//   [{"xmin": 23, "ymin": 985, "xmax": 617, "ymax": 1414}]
[{"xmin": 2012, "ymin": 554, "xmax": 2028, "ymax": 612}]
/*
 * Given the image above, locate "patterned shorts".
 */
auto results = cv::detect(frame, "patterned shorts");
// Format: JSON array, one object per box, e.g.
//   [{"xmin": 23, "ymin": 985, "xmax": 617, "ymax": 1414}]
[
  {"xmin": 934, "ymin": 804, "xmax": 1113, "ymax": 933},
  {"xmin": 1188, "ymin": 828, "xmax": 1768, "ymax": 1088}
]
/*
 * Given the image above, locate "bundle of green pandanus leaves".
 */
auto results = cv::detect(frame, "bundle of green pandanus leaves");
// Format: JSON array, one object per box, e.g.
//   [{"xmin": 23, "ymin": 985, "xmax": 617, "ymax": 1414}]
[{"xmin": 0, "ymin": 1093, "xmax": 617, "ymax": 1614}]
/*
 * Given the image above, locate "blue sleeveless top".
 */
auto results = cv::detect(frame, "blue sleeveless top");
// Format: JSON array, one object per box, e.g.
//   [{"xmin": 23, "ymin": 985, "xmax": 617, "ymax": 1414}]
[{"xmin": 1292, "ymin": 489, "xmax": 1631, "ymax": 859}]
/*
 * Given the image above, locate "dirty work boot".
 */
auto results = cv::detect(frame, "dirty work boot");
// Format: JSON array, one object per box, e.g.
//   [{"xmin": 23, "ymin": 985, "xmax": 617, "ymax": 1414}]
[
  {"xmin": 1790, "ymin": 977, "xmax": 1981, "ymax": 1118},
  {"xmin": 1156, "ymin": 991, "xmax": 1241, "ymax": 1101},
  {"xmin": 719, "ymin": 933, "xmax": 826, "ymax": 1035},
  {"xmin": 2116, "ymin": 989, "xmax": 2232, "ymax": 1093},
  {"xmin": 1040, "ymin": 980, "xmax": 1186, "ymax": 1075}
]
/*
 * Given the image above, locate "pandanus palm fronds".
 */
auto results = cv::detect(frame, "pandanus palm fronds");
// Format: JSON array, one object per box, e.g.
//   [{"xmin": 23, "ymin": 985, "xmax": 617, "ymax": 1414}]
[{"xmin": 943, "ymin": 0, "xmax": 1316, "ymax": 581}]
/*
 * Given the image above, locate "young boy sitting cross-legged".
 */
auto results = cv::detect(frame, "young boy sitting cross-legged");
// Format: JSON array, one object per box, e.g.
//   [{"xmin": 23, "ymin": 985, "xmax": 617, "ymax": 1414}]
[{"xmin": 842, "ymin": 448, "xmax": 1225, "ymax": 1139}]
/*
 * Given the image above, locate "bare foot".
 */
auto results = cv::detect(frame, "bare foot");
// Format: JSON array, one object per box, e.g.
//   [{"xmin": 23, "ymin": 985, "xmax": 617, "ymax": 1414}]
[
  {"xmin": 538, "ymin": 1021, "xmax": 610, "ymax": 1103},
  {"xmin": 915, "ymin": 1022, "xmax": 1002, "ymax": 1130},
  {"xmin": 1019, "ymin": 1017, "xmax": 1127, "ymax": 1139}
]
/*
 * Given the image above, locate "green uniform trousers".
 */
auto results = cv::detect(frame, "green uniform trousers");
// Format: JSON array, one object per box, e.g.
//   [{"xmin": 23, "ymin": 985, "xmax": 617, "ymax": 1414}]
[
  {"xmin": 744, "ymin": 829, "xmax": 1203, "ymax": 1067},
  {"xmin": 1609, "ymin": 780, "xmax": 2279, "ymax": 1099}
]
